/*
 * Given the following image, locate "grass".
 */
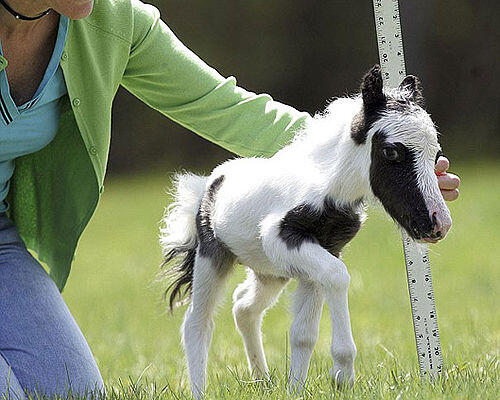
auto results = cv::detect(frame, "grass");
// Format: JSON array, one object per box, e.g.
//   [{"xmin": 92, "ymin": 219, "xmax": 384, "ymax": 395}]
[{"xmin": 56, "ymin": 160, "xmax": 499, "ymax": 399}]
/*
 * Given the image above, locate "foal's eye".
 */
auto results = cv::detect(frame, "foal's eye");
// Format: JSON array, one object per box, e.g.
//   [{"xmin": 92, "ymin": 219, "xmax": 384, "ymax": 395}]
[{"xmin": 382, "ymin": 146, "xmax": 401, "ymax": 161}]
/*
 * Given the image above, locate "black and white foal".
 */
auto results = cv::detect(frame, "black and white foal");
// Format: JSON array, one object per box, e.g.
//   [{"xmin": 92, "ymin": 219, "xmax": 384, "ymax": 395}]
[{"xmin": 160, "ymin": 65, "xmax": 451, "ymax": 397}]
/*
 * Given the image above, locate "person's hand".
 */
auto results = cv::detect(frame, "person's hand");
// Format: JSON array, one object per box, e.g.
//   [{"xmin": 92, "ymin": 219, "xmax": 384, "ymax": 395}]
[{"xmin": 435, "ymin": 156, "xmax": 460, "ymax": 201}]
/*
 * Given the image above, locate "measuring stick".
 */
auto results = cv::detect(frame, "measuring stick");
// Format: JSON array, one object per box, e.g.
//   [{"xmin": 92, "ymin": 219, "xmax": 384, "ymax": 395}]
[{"xmin": 371, "ymin": 0, "xmax": 443, "ymax": 379}]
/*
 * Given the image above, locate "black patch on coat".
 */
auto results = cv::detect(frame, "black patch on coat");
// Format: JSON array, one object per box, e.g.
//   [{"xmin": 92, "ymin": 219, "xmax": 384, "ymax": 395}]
[
  {"xmin": 369, "ymin": 130, "xmax": 434, "ymax": 240},
  {"xmin": 351, "ymin": 111, "xmax": 372, "ymax": 145},
  {"xmin": 196, "ymin": 175, "xmax": 235, "ymax": 267},
  {"xmin": 279, "ymin": 199, "xmax": 362, "ymax": 257}
]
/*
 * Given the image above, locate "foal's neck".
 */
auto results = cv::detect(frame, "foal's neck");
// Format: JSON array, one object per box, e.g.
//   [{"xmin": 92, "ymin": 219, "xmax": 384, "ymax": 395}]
[
  {"xmin": 283, "ymin": 97, "xmax": 372, "ymax": 205},
  {"xmin": 323, "ymin": 135, "xmax": 371, "ymax": 205}
]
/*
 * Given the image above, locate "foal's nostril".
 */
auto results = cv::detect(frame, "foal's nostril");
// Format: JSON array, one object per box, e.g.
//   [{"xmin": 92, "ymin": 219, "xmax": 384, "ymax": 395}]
[
  {"xmin": 429, "ymin": 211, "xmax": 446, "ymax": 240},
  {"xmin": 428, "ymin": 208, "xmax": 451, "ymax": 241},
  {"xmin": 430, "ymin": 231, "xmax": 442, "ymax": 239},
  {"xmin": 431, "ymin": 212, "xmax": 438, "ymax": 228}
]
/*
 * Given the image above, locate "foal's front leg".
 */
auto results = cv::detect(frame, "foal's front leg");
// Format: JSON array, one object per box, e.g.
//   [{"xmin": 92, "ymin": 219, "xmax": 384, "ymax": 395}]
[
  {"xmin": 261, "ymin": 221, "xmax": 356, "ymax": 389},
  {"xmin": 325, "ymin": 279, "xmax": 356, "ymax": 386},
  {"xmin": 288, "ymin": 280, "xmax": 324, "ymax": 392}
]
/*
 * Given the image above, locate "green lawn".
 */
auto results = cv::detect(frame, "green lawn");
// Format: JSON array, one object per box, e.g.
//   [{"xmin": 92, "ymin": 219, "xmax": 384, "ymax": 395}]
[{"xmin": 61, "ymin": 161, "xmax": 499, "ymax": 399}]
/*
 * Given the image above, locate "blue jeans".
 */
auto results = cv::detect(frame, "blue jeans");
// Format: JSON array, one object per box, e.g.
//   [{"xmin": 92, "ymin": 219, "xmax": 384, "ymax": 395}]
[{"xmin": 0, "ymin": 214, "xmax": 104, "ymax": 399}]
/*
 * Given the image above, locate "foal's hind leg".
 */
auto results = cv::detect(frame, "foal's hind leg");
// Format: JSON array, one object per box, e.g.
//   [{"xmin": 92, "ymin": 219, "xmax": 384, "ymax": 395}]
[
  {"xmin": 182, "ymin": 253, "xmax": 231, "ymax": 398},
  {"xmin": 232, "ymin": 270, "xmax": 289, "ymax": 379}
]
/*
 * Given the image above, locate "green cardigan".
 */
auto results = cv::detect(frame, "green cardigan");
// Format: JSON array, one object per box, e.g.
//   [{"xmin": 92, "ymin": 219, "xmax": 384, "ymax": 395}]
[{"xmin": 3, "ymin": 0, "xmax": 309, "ymax": 290}]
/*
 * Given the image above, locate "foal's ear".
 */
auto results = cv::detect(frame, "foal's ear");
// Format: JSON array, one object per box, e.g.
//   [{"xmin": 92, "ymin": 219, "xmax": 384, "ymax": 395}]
[
  {"xmin": 399, "ymin": 75, "xmax": 425, "ymax": 107},
  {"xmin": 361, "ymin": 64, "xmax": 386, "ymax": 111},
  {"xmin": 352, "ymin": 65, "xmax": 386, "ymax": 145}
]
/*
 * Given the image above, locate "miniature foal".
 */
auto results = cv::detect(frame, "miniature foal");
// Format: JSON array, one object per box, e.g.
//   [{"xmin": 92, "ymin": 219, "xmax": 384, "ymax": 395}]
[{"xmin": 160, "ymin": 65, "xmax": 451, "ymax": 397}]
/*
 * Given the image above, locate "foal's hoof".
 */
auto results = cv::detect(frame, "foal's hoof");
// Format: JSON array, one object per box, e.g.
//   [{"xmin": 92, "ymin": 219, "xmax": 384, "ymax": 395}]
[
  {"xmin": 330, "ymin": 366, "xmax": 355, "ymax": 389},
  {"xmin": 287, "ymin": 378, "xmax": 306, "ymax": 398}
]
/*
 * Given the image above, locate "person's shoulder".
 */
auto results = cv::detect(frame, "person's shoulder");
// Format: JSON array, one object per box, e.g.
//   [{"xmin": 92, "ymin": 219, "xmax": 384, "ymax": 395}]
[
  {"xmin": 78, "ymin": 0, "xmax": 160, "ymax": 44},
  {"xmin": 88, "ymin": 0, "xmax": 160, "ymax": 24}
]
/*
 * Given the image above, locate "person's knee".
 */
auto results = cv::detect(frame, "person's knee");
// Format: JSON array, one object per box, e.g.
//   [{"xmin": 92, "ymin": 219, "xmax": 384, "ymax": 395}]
[
  {"xmin": 0, "ymin": 240, "xmax": 105, "ymax": 399},
  {"xmin": 20, "ymin": 359, "xmax": 104, "ymax": 399},
  {"xmin": 0, "ymin": 362, "xmax": 26, "ymax": 400},
  {"xmin": 66, "ymin": 365, "xmax": 105, "ymax": 399}
]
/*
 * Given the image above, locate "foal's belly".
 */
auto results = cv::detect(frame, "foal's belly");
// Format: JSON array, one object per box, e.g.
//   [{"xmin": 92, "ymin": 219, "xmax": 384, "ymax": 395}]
[
  {"xmin": 212, "ymin": 199, "xmax": 287, "ymax": 275},
  {"xmin": 213, "ymin": 211, "xmax": 276, "ymax": 273}
]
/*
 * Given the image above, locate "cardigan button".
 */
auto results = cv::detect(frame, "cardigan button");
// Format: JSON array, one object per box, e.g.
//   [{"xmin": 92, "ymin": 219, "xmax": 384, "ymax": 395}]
[
  {"xmin": 72, "ymin": 98, "xmax": 81, "ymax": 107},
  {"xmin": 89, "ymin": 146, "xmax": 98, "ymax": 156},
  {"xmin": 61, "ymin": 52, "xmax": 68, "ymax": 62}
]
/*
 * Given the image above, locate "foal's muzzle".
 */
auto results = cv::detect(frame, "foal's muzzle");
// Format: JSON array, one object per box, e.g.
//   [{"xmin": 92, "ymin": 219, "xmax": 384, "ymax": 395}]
[{"xmin": 423, "ymin": 209, "xmax": 452, "ymax": 243}]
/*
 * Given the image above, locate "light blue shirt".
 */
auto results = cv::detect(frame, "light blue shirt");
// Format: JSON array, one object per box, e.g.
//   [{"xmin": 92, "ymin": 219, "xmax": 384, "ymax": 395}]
[{"xmin": 0, "ymin": 15, "xmax": 69, "ymax": 212}]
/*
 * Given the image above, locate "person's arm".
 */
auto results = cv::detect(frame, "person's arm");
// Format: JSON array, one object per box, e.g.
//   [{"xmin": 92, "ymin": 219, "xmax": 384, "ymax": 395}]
[
  {"xmin": 121, "ymin": 1, "xmax": 310, "ymax": 158},
  {"xmin": 122, "ymin": 1, "xmax": 461, "ymax": 200}
]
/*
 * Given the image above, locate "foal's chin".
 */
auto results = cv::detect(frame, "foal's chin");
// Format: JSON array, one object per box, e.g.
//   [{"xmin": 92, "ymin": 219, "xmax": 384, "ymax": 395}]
[
  {"xmin": 399, "ymin": 222, "xmax": 444, "ymax": 244},
  {"xmin": 393, "ymin": 215, "xmax": 435, "ymax": 243},
  {"xmin": 421, "ymin": 237, "xmax": 442, "ymax": 244}
]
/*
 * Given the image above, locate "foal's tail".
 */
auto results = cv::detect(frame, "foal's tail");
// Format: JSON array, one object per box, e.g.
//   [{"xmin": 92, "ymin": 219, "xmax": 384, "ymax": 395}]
[{"xmin": 160, "ymin": 173, "xmax": 208, "ymax": 311}]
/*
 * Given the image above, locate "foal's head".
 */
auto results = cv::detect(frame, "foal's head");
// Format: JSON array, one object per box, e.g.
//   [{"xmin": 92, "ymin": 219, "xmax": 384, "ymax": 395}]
[{"xmin": 352, "ymin": 65, "xmax": 452, "ymax": 242}]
